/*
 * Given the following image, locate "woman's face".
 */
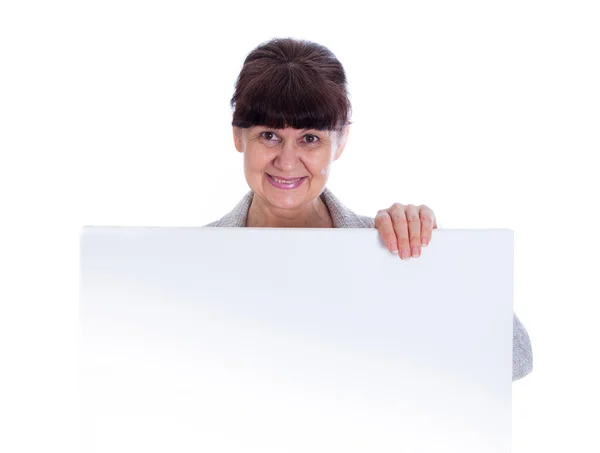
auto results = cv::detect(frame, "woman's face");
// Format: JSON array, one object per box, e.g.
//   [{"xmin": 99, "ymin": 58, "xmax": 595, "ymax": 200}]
[{"xmin": 233, "ymin": 125, "xmax": 348, "ymax": 212}]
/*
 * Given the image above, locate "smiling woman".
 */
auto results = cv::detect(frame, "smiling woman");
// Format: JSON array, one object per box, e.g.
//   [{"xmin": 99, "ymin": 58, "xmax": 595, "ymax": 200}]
[
  {"xmin": 228, "ymin": 38, "xmax": 353, "ymax": 229},
  {"xmin": 202, "ymin": 37, "xmax": 533, "ymax": 381}
]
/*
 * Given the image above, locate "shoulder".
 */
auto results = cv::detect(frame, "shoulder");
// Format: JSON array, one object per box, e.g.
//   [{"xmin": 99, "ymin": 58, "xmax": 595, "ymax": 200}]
[
  {"xmin": 201, "ymin": 191, "xmax": 254, "ymax": 228},
  {"xmin": 362, "ymin": 215, "xmax": 376, "ymax": 228},
  {"xmin": 320, "ymin": 187, "xmax": 375, "ymax": 229},
  {"xmin": 202, "ymin": 219, "xmax": 224, "ymax": 227},
  {"xmin": 344, "ymin": 213, "xmax": 375, "ymax": 228}
]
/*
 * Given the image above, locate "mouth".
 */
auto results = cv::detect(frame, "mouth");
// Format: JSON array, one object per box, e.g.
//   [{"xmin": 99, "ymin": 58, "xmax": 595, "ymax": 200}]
[{"xmin": 266, "ymin": 173, "xmax": 307, "ymax": 189}]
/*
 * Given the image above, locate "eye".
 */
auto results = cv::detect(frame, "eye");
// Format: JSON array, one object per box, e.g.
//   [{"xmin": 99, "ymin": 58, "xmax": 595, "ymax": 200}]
[
  {"xmin": 259, "ymin": 131, "xmax": 279, "ymax": 141},
  {"xmin": 303, "ymin": 134, "xmax": 319, "ymax": 144}
]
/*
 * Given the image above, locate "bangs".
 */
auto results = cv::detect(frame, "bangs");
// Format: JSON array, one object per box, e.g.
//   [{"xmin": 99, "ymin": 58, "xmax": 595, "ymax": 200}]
[{"xmin": 231, "ymin": 63, "xmax": 350, "ymax": 131}]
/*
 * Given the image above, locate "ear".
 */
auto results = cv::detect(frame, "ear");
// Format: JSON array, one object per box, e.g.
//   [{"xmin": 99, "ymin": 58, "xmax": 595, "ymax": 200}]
[
  {"xmin": 232, "ymin": 126, "xmax": 244, "ymax": 153},
  {"xmin": 333, "ymin": 125, "xmax": 350, "ymax": 161}
]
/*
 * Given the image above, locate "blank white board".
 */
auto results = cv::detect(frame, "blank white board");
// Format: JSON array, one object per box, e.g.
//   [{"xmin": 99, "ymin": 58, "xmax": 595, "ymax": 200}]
[{"xmin": 79, "ymin": 227, "xmax": 513, "ymax": 453}]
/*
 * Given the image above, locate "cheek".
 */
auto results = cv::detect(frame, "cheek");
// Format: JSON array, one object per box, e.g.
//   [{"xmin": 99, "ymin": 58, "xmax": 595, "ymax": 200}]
[
  {"xmin": 317, "ymin": 166, "xmax": 331, "ymax": 177},
  {"xmin": 244, "ymin": 148, "xmax": 269, "ymax": 171},
  {"xmin": 303, "ymin": 156, "xmax": 332, "ymax": 178},
  {"xmin": 305, "ymin": 149, "xmax": 334, "ymax": 177}
]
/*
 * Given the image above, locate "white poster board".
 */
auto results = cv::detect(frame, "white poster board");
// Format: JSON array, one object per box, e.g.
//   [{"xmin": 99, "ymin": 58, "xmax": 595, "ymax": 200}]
[{"xmin": 79, "ymin": 227, "xmax": 513, "ymax": 453}]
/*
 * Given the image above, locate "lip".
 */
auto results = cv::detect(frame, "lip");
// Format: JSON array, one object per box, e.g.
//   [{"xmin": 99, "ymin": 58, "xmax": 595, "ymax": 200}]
[
  {"xmin": 266, "ymin": 173, "xmax": 307, "ymax": 190},
  {"xmin": 267, "ymin": 174, "xmax": 306, "ymax": 181}
]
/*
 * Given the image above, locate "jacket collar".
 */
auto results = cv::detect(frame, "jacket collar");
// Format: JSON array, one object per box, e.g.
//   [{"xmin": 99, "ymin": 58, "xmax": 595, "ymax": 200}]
[{"xmin": 204, "ymin": 186, "xmax": 374, "ymax": 228}]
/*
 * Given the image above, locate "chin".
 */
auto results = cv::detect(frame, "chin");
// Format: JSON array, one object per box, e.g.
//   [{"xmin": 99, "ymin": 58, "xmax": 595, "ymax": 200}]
[
  {"xmin": 265, "ymin": 191, "xmax": 309, "ymax": 208},
  {"xmin": 261, "ymin": 187, "xmax": 312, "ymax": 207}
]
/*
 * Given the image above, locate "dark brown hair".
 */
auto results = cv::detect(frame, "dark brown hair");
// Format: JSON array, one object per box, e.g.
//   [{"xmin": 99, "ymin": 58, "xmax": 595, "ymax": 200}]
[{"xmin": 231, "ymin": 38, "xmax": 351, "ymax": 131}]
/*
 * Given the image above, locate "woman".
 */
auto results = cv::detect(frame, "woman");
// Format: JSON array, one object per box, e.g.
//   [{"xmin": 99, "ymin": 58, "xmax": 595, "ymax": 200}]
[{"xmin": 204, "ymin": 37, "xmax": 532, "ymax": 381}]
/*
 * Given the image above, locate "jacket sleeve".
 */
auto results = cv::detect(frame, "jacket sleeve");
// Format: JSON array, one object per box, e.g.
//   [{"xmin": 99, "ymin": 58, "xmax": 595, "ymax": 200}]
[{"xmin": 512, "ymin": 313, "xmax": 533, "ymax": 381}]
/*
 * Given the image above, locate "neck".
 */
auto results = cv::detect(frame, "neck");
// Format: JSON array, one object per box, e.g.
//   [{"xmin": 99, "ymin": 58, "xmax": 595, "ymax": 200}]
[{"xmin": 246, "ymin": 194, "xmax": 333, "ymax": 228}]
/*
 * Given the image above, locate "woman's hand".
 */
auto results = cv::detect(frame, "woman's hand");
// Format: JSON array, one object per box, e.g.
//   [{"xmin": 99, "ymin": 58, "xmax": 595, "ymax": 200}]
[{"xmin": 374, "ymin": 203, "xmax": 438, "ymax": 260}]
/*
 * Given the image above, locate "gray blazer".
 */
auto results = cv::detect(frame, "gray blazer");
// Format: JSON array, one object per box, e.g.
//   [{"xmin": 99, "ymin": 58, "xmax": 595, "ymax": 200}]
[{"xmin": 204, "ymin": 186, "xmax": 533, "ymax": 381}]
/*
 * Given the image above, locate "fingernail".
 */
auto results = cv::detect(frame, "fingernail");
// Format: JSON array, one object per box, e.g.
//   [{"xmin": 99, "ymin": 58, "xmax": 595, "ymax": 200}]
[
  {"xmin": 401, "ymin": 250, "xmax": 411, "ymax": 260},
  {"xmin": 422, "ymin": 237, "xmax": 429, "ymax": 247},
  {"xmin": 411, "ymin": 246, "xmax": 420, "ymax": 257},
  {"xmin": 389, "ymin": 245, "xmax": 398, "ymax": 254}
]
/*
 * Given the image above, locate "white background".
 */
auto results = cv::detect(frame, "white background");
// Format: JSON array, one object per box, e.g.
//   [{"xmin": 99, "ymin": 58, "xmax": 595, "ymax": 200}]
[{"xmin": 1, "ymin": 1, "xmax": 598, "ymax": 452}]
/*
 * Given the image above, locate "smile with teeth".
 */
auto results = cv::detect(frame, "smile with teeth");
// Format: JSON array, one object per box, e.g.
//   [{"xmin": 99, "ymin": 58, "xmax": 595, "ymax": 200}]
[{"xmin": 269, "ymin": 175, "xmax": 304, "ymax": 184}]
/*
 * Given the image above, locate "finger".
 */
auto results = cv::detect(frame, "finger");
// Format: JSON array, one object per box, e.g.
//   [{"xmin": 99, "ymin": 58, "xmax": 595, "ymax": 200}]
[
  {"xmin": 389, "ymin": 203, "xmax": 411, "ymax": 260},
  {"xmin": 374, "ymin": 210, "xmax": 399, "ymax": 253},
  {"xmin": 405, "ymin": 204, "xmax": 422, "ymax": 258},
  {"xmin": 419, "ymin": 205, "xmax": 436, "ymax": 246}
]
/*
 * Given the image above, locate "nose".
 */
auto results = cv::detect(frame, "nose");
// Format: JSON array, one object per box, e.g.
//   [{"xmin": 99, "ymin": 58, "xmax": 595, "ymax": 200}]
[{"xmin": 274, "ymin": 140, "xmax": 301, "ymax": 171}]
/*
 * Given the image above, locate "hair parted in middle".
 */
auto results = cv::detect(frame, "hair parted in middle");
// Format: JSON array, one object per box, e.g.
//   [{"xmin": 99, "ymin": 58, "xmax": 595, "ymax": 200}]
[{"xmin": 231, "ymin": 37, "xmax": 352, "ymax": 132}]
